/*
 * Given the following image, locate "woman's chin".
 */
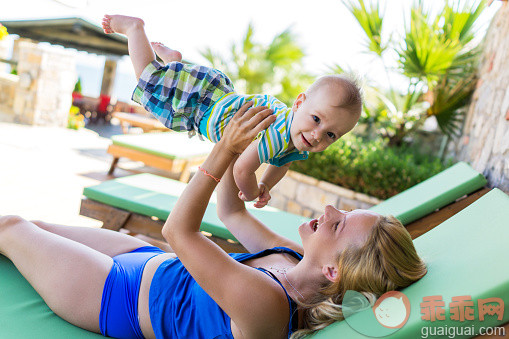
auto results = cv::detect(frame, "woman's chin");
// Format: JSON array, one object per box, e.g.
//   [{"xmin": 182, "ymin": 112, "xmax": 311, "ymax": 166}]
[{"xmin": 298, "ymin": 223, "xmax": 308, "ymax": 243}]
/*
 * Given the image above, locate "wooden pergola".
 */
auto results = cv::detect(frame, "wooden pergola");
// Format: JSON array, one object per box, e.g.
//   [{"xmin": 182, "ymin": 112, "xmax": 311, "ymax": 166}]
[{"xmin": 1, "ymin": 17, "xmax": 128, "ymax": 97}]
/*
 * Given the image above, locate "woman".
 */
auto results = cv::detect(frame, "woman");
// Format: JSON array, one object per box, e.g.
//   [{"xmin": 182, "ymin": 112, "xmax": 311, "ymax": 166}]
[{"xmin": 0, "ymin": 103, "xmax": 426, "ymax": 339}]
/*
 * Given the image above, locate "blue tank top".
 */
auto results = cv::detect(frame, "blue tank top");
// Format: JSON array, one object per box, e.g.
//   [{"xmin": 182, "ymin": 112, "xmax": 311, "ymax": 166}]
[{"xmin": 149, "ymin": 247, "xmax": 303, "ymax": 338}]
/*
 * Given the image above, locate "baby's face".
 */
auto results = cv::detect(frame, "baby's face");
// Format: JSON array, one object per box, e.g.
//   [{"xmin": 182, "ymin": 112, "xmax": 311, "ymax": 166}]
[{"xmin": 290, "ymin": 86, "xmax": 359, "ymax": 152}]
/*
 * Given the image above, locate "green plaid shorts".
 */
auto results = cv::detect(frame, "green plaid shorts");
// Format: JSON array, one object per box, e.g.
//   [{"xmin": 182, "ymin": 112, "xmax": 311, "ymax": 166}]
[{"xmin": 132, "ymin": 61, "xmax": 234, "ymax": 134}]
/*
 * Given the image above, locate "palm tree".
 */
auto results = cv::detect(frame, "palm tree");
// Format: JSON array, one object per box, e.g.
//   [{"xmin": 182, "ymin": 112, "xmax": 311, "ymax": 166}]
[
  {"xmin": 200, "ymin": 23, "xmax": 312, "ymax": 107},
  {"xmin": 341, "ymin": 0, "xmax": 486, "ymax": 146}
]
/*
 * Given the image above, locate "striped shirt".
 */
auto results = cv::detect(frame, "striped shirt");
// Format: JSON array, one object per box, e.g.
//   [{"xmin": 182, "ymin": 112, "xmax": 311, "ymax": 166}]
[{"xmin": 199, "ymin": 92, "xmax": 308, "ymax": 167}]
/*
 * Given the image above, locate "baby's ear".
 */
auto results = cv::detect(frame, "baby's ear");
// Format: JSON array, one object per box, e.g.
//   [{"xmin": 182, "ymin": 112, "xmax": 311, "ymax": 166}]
[{"xmin": 292, "ymin": 93, "xmax": 306, "ymax": 110}]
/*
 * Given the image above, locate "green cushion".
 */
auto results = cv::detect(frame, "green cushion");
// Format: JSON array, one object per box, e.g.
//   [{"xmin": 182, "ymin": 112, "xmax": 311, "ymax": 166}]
[
  {"xmin": 0, "ymin": 255, "xmax": 104, "ymax": 338},
  {"xmin": 2, "ymin": 187, "xmax": 506, "ymax": 337},
  {"xmin": 83, "ymin": 173, "xmax": 307, "ymax": 244},
  {"xmin": 111, "ymin": 132, "xmax": 214, "ymax": 159},
  {"xmin": 312, "ymin": 189, "xmax": 509, "ymax": 338},
  {"xmin": 369, "ymin": 162, "xmax": 487, "ymax": 225}
]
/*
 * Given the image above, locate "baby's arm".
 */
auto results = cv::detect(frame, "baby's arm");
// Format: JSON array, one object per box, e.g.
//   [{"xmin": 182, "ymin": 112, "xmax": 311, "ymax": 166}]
[
  {"xmin": 233, "ymin": 141, "xmax": 262, "ymax": 201},
  {"xmin": 254, "ymin": 164, "xmax": 290, "ymax": 208},
  {"xmin": 259, "ymin": 164, "xmax": 290, "ymax": 192}
]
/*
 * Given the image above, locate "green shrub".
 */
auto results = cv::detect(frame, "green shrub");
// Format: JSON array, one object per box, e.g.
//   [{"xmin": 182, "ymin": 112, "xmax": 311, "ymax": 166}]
[
  {"xmin": 74, "ymin": 78, "xmax": 82, "ymax": 93},
  {"xmin": 290, "ymin": 135, "xmax": 450, "ymax": 200}
]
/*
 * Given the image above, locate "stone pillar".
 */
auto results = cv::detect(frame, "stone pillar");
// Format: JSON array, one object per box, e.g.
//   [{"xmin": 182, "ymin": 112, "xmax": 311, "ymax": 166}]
[
  {"xmin": 100, "ymin": 58, "xmax": 117, "ymax": 96},
  {"xmin": 452, "ymin": 2, "xmax": 509, "ymax": 193},
  {"xmin": 0, "ymin": 36, "xmax": 9, "ymax": 73},
  {"xmin": 13, "ymin": 40, "xmax": 77, "ymax": 127}
]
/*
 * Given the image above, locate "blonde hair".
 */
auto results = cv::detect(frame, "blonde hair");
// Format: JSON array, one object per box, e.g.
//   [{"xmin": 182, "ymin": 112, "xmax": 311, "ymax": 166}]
[
  {"xmin": 306, "ymin": 75, "xmax": 363, "ymax": 118},
  {"xmin": 291, "ymin": 215, "xmax": 427, "ymax": 339}
]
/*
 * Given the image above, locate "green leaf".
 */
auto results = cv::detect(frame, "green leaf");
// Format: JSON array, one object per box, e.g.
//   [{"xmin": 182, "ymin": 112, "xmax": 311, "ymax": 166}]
[
  {"xmin": 398, "ymin": 7, "xmax": 462, "ymax": 84},
  {"xmin": 343, "ymin": 0, "xmax": 386, "ymax": 56},
  {"xmin": 200, "ymin": 22, "xmax": 309, "ymax": 103}
]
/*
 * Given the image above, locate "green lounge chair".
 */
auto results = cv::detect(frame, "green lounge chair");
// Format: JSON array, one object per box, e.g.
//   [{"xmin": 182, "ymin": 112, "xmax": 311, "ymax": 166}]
[
  {"xmin": 2, "ymin": 189, "xmax": 508, "ymax": 338},
  {"xmin": 80, "ymin": 162, "xmax": 487, "ymax": 246},
  {"xmin": 311, "ymin": 188, "xmax": 509, "ymax": 338},
  {"xmin": 370, "ymin": 161, "xmax": 487, "ymax": 225},
  {"xmin": 81, "ymin": 173, "xmax": 308, "ymax": 249},
  {"xmin": 107, "ymin": 132, "xmax": 214, "ymax": 182},
  {"xmin": 0, "ymin": 254, "xmax": 103, "ymax": 338}
]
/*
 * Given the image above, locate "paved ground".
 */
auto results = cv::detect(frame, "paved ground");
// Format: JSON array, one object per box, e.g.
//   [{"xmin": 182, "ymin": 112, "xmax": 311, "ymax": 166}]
[{"xmin": 0, "ymin": 120, "xmax": 176, "ymax": 228}]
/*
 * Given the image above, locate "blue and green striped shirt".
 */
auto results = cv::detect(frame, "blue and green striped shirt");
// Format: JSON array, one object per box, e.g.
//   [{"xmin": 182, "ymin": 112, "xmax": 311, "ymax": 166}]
[{"xmin": 199, "ymin": 92, "xmax": 308, "ymax": 167}]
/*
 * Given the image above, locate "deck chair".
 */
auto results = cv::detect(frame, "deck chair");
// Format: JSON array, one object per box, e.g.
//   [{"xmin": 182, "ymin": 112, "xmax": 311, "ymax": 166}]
[
  {"xmin": 107, "ymin": 132, "xmax": 214, "ymax": 182},
  {"xmin": 2, "ymin": 189, "xmax": 508, "ymax": 338},
  {"xmin": 0, "ymin": 254, "xmax": 103, "ymax": 338},
  {"xmin": 370, "ymin": 161, "xmax": 487, "ymax": 238},
  {"xmin": 80, "ymin": 161, "xmax": 487, "ymax": 249},
  {"xmin": 312, "ymin": 188, "xmax": 509, "ymax": 338},
  {"xmin": 81, "ymin": 173, "xmax": 308, "ymax": 252}
]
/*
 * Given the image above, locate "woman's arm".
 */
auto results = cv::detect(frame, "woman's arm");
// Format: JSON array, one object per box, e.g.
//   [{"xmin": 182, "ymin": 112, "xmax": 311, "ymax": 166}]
[
  {"xmin": 217, "ymin": 160, "xmax": 304, "ymax": 253},
  {"xmin": 162, "ymin": 104, "xmax": 289, "ymax": 337}
]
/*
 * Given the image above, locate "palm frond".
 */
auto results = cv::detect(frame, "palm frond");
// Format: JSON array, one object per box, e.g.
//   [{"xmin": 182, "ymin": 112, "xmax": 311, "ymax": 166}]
[
  {"xmin": 398, "ymin": 7, "xmax": 462, "ymax": 84},
  {"xmin": 266, "ymin": 28, "xmax": 305, "ymax": 68},
  {"xmin": 442, "ymin": 0, "xmax": 486, "ymax": 45},
  {"xmin": 428, "ymin": 73, "xmax": 477, "ymax": 137},
  {"xmin": 343, "ymin": 0, "xmax": 385, "ymax": 56}
]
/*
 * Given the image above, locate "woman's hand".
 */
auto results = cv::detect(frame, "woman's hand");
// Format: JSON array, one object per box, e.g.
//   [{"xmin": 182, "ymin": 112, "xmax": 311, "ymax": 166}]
[{"xmin": 220, "ymin": 101, "xmax": 275, "ymax": 156}]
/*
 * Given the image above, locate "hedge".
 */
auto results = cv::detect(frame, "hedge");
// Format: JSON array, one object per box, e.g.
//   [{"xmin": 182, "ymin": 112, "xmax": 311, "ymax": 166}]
[{"xmin": 290, "ymin": 136, "xmax": 450, "ymax": 200}]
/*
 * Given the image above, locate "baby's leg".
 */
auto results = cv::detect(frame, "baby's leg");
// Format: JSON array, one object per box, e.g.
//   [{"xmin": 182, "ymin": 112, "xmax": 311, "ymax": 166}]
[
  {"xmin": 102, "ymin": 15, "xmax": 155, "ymax": 79},
  {"xmin": 151, "ymin": 42, "xmax": 182, "ymax": 64}
]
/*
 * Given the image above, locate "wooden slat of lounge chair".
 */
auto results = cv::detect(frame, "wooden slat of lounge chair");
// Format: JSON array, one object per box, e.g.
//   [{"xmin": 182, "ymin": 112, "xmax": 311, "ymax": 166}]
[{"xmin": 405, "ymin": 187, "xmax": 491, "ymax": 239}]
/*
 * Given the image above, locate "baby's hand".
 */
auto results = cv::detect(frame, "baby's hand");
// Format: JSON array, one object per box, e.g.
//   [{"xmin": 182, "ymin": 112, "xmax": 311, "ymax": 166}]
[
  {"xmin": 254, "ymin": 182, "xmax": 271, "ymax": 208},
  {"xmin": 238, "ymin": 190, "xmax": 255, "ymax": 202}
]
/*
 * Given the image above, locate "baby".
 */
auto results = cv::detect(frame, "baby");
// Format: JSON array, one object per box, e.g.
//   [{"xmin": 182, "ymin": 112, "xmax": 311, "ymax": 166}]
[{"xmin": 102, "ymin": 15, "xmax": 362, "ymax": 208}]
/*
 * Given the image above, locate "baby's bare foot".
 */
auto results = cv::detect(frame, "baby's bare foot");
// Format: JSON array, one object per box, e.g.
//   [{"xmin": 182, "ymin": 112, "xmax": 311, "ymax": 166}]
[
  {"xmin": 102, "ymin": 14, "xmax": 144, "ymax": 35},
  {"xmin": 151, "ymin": 42, "xmax": 182, "ymax": 64}
]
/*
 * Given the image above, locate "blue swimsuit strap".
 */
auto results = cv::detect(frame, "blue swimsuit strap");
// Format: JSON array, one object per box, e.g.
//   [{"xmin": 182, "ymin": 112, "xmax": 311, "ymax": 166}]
[
  {"xmin": 252, "ymin": 247, "xmax": 302, "ymax": 336},
  {"xmin": 257, "ymin": 267, "xmax": 299, "ymax": 335},
  {"xmin": 246, "ymin": 246, "xmax": 303, "ymax": 261}
]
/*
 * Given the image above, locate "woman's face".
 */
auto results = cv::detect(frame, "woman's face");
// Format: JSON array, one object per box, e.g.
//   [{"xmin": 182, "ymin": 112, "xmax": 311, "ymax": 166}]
[{"xmin": 299, "ymin": 205, "xmax": 380, "ymax": 268}]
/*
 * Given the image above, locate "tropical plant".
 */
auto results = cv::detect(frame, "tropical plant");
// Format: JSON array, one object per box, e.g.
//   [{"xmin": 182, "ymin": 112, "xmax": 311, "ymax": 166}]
[
  {"xmin": 201, "ymin": 23, "xmax": 313, "ymax": 106},
  {"xmin": 74, "ymin": 78, "xmax": 82, "ymax": 94},
  {"xmin": 291, "ymin": 134, "xmax": 450, "ymax": 199},
  {"xmin": 341, "ymin": 0, "xmax": 486, "ymax": 146}
]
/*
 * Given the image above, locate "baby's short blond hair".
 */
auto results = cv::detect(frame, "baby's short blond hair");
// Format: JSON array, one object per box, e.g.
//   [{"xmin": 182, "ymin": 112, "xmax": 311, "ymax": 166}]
[{"xmin": 306, "ymin": 75, "xmax": 363, "ymax": 117}]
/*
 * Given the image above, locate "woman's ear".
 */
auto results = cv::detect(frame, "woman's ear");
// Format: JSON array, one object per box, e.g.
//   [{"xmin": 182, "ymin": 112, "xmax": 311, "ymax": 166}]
[
  {"xmin": 292, "ymin": 93, "xmax": 306, "ymax": 111},
  {"xmin": 322, "ymin": 264, "xmax": 338, "ymax": 282}
]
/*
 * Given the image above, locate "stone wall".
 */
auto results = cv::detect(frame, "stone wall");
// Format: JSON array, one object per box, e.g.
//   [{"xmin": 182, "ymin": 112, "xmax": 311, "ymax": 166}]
[
  {"xmin": 267, "ymin": 170, "xmax": 382, "ymax": 218},
  {"xmin": 12, "ymin": 39, "xmax": 77, "ymax": 127},
  {"xmin": 451, "ymin": 3, "xmax": 509, "ymax": 192},
  {"xmin": 0, "ymin": 39, "xmax": 9, "ymax": 73},
  {"xmin": 0, "ymin": 73, "xmax": 18, "ymax": 118}
]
